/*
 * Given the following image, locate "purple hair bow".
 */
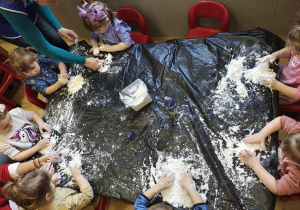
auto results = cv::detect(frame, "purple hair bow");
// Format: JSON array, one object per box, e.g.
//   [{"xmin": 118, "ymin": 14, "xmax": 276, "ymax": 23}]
[{"xmin": 77, "ymin": 5, "xmax": 107, "ymax": 22}]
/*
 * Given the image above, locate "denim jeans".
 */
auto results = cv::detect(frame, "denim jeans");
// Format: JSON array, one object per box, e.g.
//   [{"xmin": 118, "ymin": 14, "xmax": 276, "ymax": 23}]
[{"xmin": 0, "ymin": 15, "xmax": 69, "ymax": 50}]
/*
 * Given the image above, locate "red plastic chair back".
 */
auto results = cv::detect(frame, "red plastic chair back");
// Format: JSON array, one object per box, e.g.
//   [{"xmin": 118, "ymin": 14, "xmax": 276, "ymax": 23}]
[
  {"xmin": 24, "ymin": 85, "xmax": 47, "ymax": 110},
  {"xmin": 279, "ymin": 102, "xmax": 300, "ymax": 114},
  {"xmin": 115, "ymin": 8, "xmax": 154, "ymax": 44},
  {"xmin": 186, "ymin": 1, "xmax": 230, "ymax": 38},
  {"xmin": 95, "ymin": 197, "xmax": 107, "ymax": 210}
]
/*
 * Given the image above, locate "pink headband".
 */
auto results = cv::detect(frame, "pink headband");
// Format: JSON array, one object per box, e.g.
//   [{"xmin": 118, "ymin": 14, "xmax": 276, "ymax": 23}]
[{"xmin": 77, "ymin": 5, "xmax": 107, "ymax": 22}]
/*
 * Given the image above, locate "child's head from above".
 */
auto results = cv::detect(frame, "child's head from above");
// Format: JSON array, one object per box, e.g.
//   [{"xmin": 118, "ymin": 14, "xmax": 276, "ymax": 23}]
[
  {"xmin": 9, "ymin": 47, "xmax": 41, "ymax": 77},
  {"xmin": 281, "ymin": 132, "xmax": 300, "ymax": 165},
  {"xmin": 287, "ymin": 17, "xmax": 300, "ymax": 59},
  {"xmin": 148, "ymin": 203, "xmax": 173, "ymax": 210},
  {"xmin": 78, "ymin": 1, "xmax": 115, "ymax": 33},
  {"xmin": 1, "ymin": 170, "xmax": 54, "ymax": 209},
  {"xmin": 0, "ymin": 104, "xmax": 12, "ymax": 133}
]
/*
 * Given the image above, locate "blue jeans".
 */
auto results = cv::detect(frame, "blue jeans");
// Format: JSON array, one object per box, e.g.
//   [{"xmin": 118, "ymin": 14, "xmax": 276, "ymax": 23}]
[{"xmin": 0, "ymin": 15, "xmax": 69, "ymax": 50}]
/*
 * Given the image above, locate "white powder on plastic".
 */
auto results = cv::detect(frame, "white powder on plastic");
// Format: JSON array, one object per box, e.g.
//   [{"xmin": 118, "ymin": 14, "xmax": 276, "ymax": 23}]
[
  {"xmin": 99, "ymin": 53, "xmax": 113, "ymax": 72},
  {"xmin": 67, "ymin": 75, "xmax": 85, "ymax": 94}
]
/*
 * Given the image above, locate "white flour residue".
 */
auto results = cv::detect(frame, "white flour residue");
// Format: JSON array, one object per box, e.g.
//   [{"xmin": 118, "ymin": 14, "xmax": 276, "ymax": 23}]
[
  {"xmin": 67, "ymin": 75, "xmax": 85, "ymax": 94},
  {"xmin": 244, "ymin": 62, "xmax": 276, "ymax": 84},
  {"xmin": 99, "ymin": 53, "xmax": 113, "ymax": 72}
]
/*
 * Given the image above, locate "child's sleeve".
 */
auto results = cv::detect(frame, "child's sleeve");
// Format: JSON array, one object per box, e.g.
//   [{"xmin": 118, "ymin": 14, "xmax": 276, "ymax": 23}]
[
  {"xmin": 24, "ymin": 81, "xmax": 49, "ymax": 99},
  {"xmin": 115, "ymin": 20, "xmax": 134, "ymax": 46},
  {"xmin": 133, "ymin": 194, "xmax": 150, "ymax": 210},
  {"xmin": 0, "ymin": 142, "xmax": 21, "ymax": 160},
  {"xmin": 280, "ymin": 115, "xmax": 300, "ymax": 134},
  {"xmin": 14, "ymin": 108, "xmax": 34, "ymax": 121},
  {"xmin": 276, "ymin": 171, "xmax": 300, "ymax": 196},
  {"xmin": 193, "ymin": 203, "xmax": 208, "ymax": 210},
  {"xmin": 294, "ymin": 86, "xmax": 300, "ymax": 100},
  {"xmin": 61, "ymin": 186, "xmax": 94, "ymax": 209},
  {"xmin": 90, "ymin": 32, "xmax": 100, "ymax": 42}
]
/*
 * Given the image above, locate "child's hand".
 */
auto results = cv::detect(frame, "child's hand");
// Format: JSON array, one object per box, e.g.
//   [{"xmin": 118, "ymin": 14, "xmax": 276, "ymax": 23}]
[
  {"xmin": 58, "ymin": 73, "xmax": 69, "ymax": 85},
  {"xmin": 242, "ymin": 133, "xmax": 267, "ymax": 150},
  {"xmin": 257, "ymin": 54, "xmax": 277, "ymax": 64},
  {"xmin": 259, "ymin": 75, "xmax": 275, "ymax": 88},
  {"xmin": 51, "ymin": 173, "xmax": 61, "ymax": 186},
  {"xmin": 238, "ymin": 149, "xmax": 261, "ymax": 169},
  {"xmin": 40, "ymin": 150, "xmax": 60, "ymax": 164},
  {"xmin": 40, "ymin": 162, "xmax": 54, "ymax": 177},
  {"xmin": 157, "ymin": 172, "xmax": 175, "ymax": 190},
  {"xmin": 100, "ymin": 44, "xmax": 113, "ymax": 52},
  {"xmin": 69, "ymin": 164, "xmax": 82, "ymax": 179},
  {"xmin": 39, "ymin": 122, "xmax": 52, "ymax": 134},
  {"xmin": 37, "ymin": 137, "xmax": 49, "ymax": 150},
  {"xmin": 179, "ymin": 169, "xmax": 193, "ymax": 191}
]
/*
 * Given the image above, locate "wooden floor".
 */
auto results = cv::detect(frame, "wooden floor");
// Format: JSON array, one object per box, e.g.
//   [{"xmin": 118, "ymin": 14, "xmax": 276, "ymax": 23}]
[{"xmin": 1, "ymin": 36, "xmax": 300, "ymax": 210}]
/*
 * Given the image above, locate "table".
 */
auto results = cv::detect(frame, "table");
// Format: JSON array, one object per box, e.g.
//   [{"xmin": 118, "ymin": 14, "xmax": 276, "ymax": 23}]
[{"xmin": 41, "ymin": 28, "xmax": 285, "ymax": 210}]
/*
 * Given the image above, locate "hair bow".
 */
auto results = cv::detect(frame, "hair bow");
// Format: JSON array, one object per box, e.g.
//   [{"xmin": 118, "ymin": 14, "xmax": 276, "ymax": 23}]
[{"xmin": 77, "ymin": 5, "xmax": 107, "ymax": 22}]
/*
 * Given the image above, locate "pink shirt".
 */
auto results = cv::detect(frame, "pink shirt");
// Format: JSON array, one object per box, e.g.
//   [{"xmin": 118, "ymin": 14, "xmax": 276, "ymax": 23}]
[
  {"xmin": 276, "ymin": 116, "xmax": 300, "ymax": 197},
  {"xmin": 280, "ymin": 54, "xmax": 300, "ymax": 100}
]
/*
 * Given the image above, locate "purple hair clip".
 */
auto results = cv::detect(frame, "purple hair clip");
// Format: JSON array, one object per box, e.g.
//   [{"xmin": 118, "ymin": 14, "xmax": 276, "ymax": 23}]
[{"xmin": 77, "ymin": 5, "xmax": 107, "ymax": 22}]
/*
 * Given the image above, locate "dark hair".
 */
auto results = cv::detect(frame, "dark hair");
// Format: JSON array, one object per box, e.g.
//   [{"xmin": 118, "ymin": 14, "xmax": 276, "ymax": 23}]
[
  {"xmin": 148, "ymin": 203, "xmax": 173, "ymax": 210},
  {"xmin": 82, "ymin": 1, "xmax": 115, "ymax": 32},
  {"xmin": 9, "ymin": 47, "xmax": 39, "ymax": 74},
  {"xmin": 281, "ymin": 132, "xmax": 300, "ymax": 164},
  {"xmin": 2, "ymin": 170, "xmax": 53, "ymax": 209}
]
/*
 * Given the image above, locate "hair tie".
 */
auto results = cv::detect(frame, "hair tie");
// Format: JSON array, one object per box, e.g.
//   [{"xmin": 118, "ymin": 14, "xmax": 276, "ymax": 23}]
[
  {"xmin": 4, "ymin": 58, "xmax": 9, "ymax": 63},
  {"xmin": 0, "ymin": 104, "xmax": 6, "ymax": 116},
  {"xmin": 77, "ymin": 5, "xmax": 107, "ymax": 22},
  {"xmin": 26, "ymin": 47, "xmax": 30, "ymax": 50}
]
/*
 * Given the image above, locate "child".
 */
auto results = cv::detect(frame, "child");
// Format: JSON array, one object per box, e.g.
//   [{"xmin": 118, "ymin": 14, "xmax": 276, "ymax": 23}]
[
  {"xmin": 77, "ymin": 1, "xmax": 135, "ymax": 55},
  {"xmin": 134, "ymin": 170, "xmax": 208, "ymax": 210},
  {"xmin": 9, "ymin": 47, "xmax": 69, "ymax": 100},
  {"xmin": 0, "ymin": 104, "xmax": 51, "ymax": 162},
  {"xmin": 238, "ymin": 116, "xmax": 300, "ymax": 200},
  {"xmin": 2, "ymin": 163, "xmax": 97, "ymax": 210},
  {"xmin": 258, "ymin": 19, "xmax": 300, "ymax": 105},
  {"xmin": 0, "ymin": 150, "xmax": 59, "ymax": 209}
]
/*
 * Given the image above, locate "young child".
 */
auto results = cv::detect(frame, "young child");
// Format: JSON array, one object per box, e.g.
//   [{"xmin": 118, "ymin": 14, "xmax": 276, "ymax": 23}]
[
  {"xmin": 134, "ymin": 170, "xmax": 208, "ymax": 210},
  {"xmin": 258, "ymin": 20, "xmax": 300, "ymax": 105},
  {"xmin": 0, "ymin": 104, "xmax": 51, "ymax": 162},
  {"xmin": 0, "ymin": 150, "xmax": 59, "ymax": 209},
  {"xmin": 77, "ymin": 1, "xmax": 134, "ymax": 55},
  {"xmin": 9, "ymin": 47, "xmax": 69, "ymax": 100},
  {"xmin": 2, "ymin": 163, "xmax": 97, "ymax": 210},
  {"xmin": 238, "ymin": 116, "xmax": 300, "ymax": 200}
]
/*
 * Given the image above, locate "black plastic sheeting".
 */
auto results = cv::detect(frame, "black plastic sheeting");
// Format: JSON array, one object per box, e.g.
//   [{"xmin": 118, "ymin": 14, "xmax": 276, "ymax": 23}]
[{"xmin": 40, "ymin": 28, "xmax": 285, "ymax": 210}]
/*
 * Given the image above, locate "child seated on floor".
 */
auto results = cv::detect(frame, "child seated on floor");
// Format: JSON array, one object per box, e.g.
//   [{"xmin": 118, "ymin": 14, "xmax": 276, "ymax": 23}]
[
  {"xmin": 134, "ymin": 170, "xmax": 208, "ymax": 210},
  {"xmin": 2, "ymin": 163, "xmax": 99, "ymax": 210},
  {"xmin": 77, "ymin": 0, "xmax": 134, "ymax": 55},
  {"xmin": 9, "ymin": 47, "xmax": 69, "ymax": 100},
  {"xmin": 0, "ymin": 104, "xmax": 51, "ymax": 162},
  {"xmin": 238, "ymin": 116, "xmax": 300, "ymax": 200}
]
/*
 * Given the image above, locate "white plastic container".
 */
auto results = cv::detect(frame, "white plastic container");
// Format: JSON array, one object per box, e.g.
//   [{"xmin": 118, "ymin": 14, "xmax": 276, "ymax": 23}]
[{"xmin": 120, "ymin": 79, "xmax": 152, "ymax": 111}]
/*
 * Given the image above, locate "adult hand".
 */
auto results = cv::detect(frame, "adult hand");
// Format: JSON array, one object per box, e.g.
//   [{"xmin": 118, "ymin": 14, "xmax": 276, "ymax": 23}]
[
  {"xmin": 39, "ymin": 122, "xmax": 52, "ymax": 134},
  {"xmin": 37, "ymin": 137, "xmax": 49, "ymax": 150},
  {"xmin": 238, "ymin": 149, "xmax": 261, "ymax": 169},
  {"xmin": 40, "ymin": 162, "xmax": 54, "ymax": 177},
  {"xmin": 179, "ymin": 169, "xmax": 193, "ymax": 191},
  {"xmin": 58, "ymin": 73, "xmax": 69, "ymax": 85},
  {"xmin": 157, "ymin": 172, "xmax": 175, "ymax": 190},
  {"xmin": 58, "ymin": 27, "xmax": 79, "ymax": 44},
  {"xmin": 35, "ymin": 0, "xmax": 59, "ymax": 6},
  {"xmin": 259, "ymin": 75, "xmax": 275, "ymax": 88},
  {"xmin": 257, "ymin": 54, "xmax": 277, "ymax": 64},
  {"xmin": 84, "ymin": 57, "xmax": 104, "ymax": 70},
  {"xmin": 242, "ymin": 133, "xmax": 266, "ymax": 150}
]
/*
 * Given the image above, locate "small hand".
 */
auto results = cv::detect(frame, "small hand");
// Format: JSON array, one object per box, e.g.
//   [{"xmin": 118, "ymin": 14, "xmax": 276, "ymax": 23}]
[
  {"xmin": 39, "ymin": 122, "xmax": 52, "ymax": 134},
  {"xmin": 257, "ymin": 54, "xmax": 276, "ymax": 64},
  {"xmin": 37, "ymin": 137, "xmax": 49, "ymax": 150},
  {"xmin": 69, "ymin": 164, "xmax": 82, "ymax": 179},
  {"xmin": 84, "ymin": 57, "xmax": 104, "ymax": 70},
  {"xmin": 58, "ymin": 73, "xmax": 69, "ymax": 85},
  {"xmin": 157, "ymin": 172, "xmax": 175, "ymax": 190},
  {"xmin": 93, "ymin": 47, "xmax": 101, "ymax": 56},
  {"xmin": 100, "ymin": 44, "xmax": 113, "ymax": 52},
  {"xmin": 51, "ymin": 173, "xmax": 61, "ymax": 186},
  {"xmin": 238, "ymin": 149, "xmax": 261, "ymax": 169},
  {"xmin": 58, "ymin": 27, "xmax": 79, "ymax": 43},
  {"xmin": 242, "ymin": 133, "xmax": 266, "ymax": 150},
  {"xmin": 40, "ymin": 150, "xmax": 60, "ymax": 164},
  {"xmin": 40, "ymin": 162, "xmax": 54, "ymax": 177},
  {"xmin": 179, "ymin": 169, "xmax": 193, "ymax": 191},
  {"xmin": 259, "ymin": 75, "xmax": 275, "ymax": 88}
]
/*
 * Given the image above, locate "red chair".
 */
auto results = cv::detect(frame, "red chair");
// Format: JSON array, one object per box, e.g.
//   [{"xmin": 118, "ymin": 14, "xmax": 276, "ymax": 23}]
[
  {"xmin": 115, "ymin": 8, "xmax": 154, "ymax": 44},
  {"xmin": 24, "ymin": 86, "xmax": 47, "ymax": 110},
  {"xmin": 186, "ymin": 1, "xmax": 230, "ymax": 38},
  {"xmin": 95, "ymin": 197, "xmax": 107, "ymax": 210},
  {"xmin": 279, "ymin": 102, "xmax": 300, "ymax": 114},
  {"xmin": 0, "ymin": 62, "xmax": 24, "ymax": 108}
]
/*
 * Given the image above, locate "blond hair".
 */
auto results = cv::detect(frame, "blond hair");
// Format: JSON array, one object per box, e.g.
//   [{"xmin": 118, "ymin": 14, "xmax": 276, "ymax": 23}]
[
  {"xmin": 287, "ymin": 13, "xmax": 300, "ymax": 51},
  {"xmin": 148, "ymin": 203, "xmax": 173, "ymax": 210},
  {"xmin": 9, "ymin": 47, "xmax": 37, "ymax": 74},
  {"xmin": 281, "ymin": 132, "xmax": 300, "ymax": 164},
  {"xmin": 2, "ymin": 170, "xmax": 53, "ymax": 209}
]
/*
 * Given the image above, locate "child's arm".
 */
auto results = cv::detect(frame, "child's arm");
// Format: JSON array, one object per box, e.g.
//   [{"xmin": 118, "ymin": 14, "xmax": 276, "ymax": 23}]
[
  {"xmin": 238, "ymin": 150, "xmax": 277, "ymax": 194},
  {"xmin": 101, "ymin": 42, "xmax": 130, "ymax": 52},
  {"xmin": 32, "ymin": 113, "xmax": 52, "ymax": 133},
  {"xmin": 89, "ymin": 39, "xmax": 100, "ymax": 56},
  {"xmin": 258, "ymin": 47, "xmax": 291, "ymax": 64},
  {"xmin": 143, "ymin": 172, "xmax": 175, "ymax": 199},
  {"xmin": 179, "ymin": 170, "xmax": 205, "ymax": 205},
  {"xmin": 58, "ymin": 62, "xmax": 68, "ymax": 74},
  {"xmin": 13, "ymin": 138, "xmax": 49, "ymax": 161},
  {"xmin": 242, "ymin": 117, "xmax": 281, "ymax": 150},
  {"xmin": 69, "ymin": 164, "xmax": 91, "ymax": 192},
  {"xmin": 45, "ymin": 71, "xmax": 69, "ymax": 95}
]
